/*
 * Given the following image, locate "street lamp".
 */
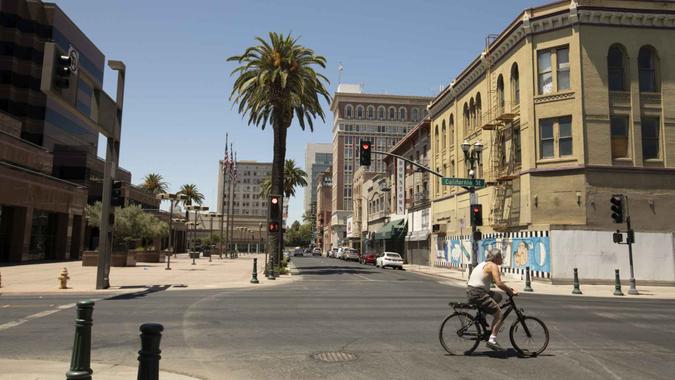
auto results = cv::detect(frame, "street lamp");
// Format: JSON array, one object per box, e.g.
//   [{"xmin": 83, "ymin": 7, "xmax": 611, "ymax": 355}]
[
  {"xmin": 186, "ymin": 205, "xmax": 208, "ymax": 264},
  {"xmin": 156, "ymin": 193, "xmax": 187, "ymax": 270},
  {"xmin": 461, "ymin": 140, "xmax": 483, "ymax": 275}
]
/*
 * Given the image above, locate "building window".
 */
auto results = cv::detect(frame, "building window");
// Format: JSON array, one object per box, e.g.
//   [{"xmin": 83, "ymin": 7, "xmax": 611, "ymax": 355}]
[
  {"xmin": 448, "ymin": 114, "xmax": 454, "ymax": 148},
  {"xmin": 511, "ymin": 63, "xmax": 520, "ymax": 105},
  {"xmin": 412, "ymin": 108, "xmax": 418, "ymax": 122},
  {"xmin": 610, "ymin": 116, "xmax": 629, "ymax": 159},
  {"xmin": 367, "ymin": 105, "xmax": 375, "ymax": 119},
  {"xmin": 345, "ymin": 104, "xmax": 353, "ymax": 119},
  {"xmin": 641, "ymin": 117, "xmax": 660, "ymax": 160},
  {"xmin": 388, "ymin": 107, "xmax": 396, "ymax": 120},
  {"xmin": 608, "ymin": 45, "xmax": 627, "ymax": 92},
  {"xmin": 356, "ymin": 105, "xmax": 364, "ymax": 119},
  {"xmin": 638, "ymin": 46, "xmax": 658, "ymax": 92},
  {"xmin": 463, "ymin": 103, "xmax": 470, "ymax": 134},
  {"xmin": 399, "ymin": 107, "xmax": 407, "ymax": 121},
  {"xmin": 557, "ymin": 47, "xmax": 570, "ymax": 90},
  {"xmin": 441, "ymin": 121, "xmax": 447, "ymax": 151},
  {"xmin": 378, "ymin": 106, "xmax": 385, "ymax": 120},
  {"xmin": 539, "ymin": 116, "xmax": 573, "ymax": 159},
  {"xmin": 497, "ymin": 75, "xmax": 505, "ymax": 113},
  {"xmin": 475, "ymin": 93, "xmax": 482, "ymax": 127},
  {"xmin": 538, "ymin": 51, "xmax": 553, "ymax": 95},
  {"xmin": 434, "ymin": 125, "xmax": 439, "ymax": 154},
  {"xmin": 513, "ymin": 126, "xmax": 521, "ymax": 163},
  {"xmin": 469, "ymin": 97, "xmax": 476, "ymax": 129}
]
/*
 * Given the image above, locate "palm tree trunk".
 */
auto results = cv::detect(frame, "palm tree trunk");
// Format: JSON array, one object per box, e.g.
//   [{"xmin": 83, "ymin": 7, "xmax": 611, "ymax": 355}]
[{"xmin": 270, "ymin": 115, "xmax": 288, "ymax": 273}]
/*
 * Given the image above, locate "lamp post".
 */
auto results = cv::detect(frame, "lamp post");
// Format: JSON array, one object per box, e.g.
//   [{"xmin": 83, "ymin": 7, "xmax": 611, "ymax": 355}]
[
  {"xmin": 461, "ymin": 139, "xmax": 483, "ymax": 275},
  {"xmin": 208, "ymin": 212, "xmax": 216, "ymax": 262},
  {"xmin": 156, "ymin": 193, "xmax": 187, "ymax": 270}
]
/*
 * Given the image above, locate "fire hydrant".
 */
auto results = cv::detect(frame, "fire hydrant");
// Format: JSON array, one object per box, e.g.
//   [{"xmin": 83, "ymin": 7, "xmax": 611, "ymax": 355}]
[{"xmin": 58, "ymin": 268, "xmax": 70, "ymax": 289}]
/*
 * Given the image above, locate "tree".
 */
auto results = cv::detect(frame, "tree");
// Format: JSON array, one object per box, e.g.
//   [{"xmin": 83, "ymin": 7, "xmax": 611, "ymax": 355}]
[
  {"xmin": 259, "ymin": 159, "xmax": 308, "ymax": 198},
  {"xmin": 229, "ymin": 32, "xmax": 330, "ymax": 270},
  {"xmin": 85, "ymin": 202, "xmax": 168, "ymax": 251},
  {"xmin": 141, "ymin": 173, "xmax": 168, "ymax": 195},
  {"xmin": 178, "ymin": 184, "xmax": 204, "ymax": 206},
  {"xmin": 284, "ymin": 221, "xmax": 313, "ymax": 247}
]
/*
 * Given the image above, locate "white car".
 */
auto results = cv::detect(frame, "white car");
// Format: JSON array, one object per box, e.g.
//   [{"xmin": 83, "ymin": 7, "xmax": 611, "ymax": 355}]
[
  {"xmin": 329, "ymin": 248, "xmax": 339, "ymax": 258},
  {"xmin": 376, "ymin": 252, "xmax": 404, "ymax": 270},
  {"xmin": 337, "ymin": 247, "xmax": 345, "ymax": 259}
]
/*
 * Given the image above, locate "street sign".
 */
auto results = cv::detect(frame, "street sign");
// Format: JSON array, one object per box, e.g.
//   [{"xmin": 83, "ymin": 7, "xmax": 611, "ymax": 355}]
[{"xmin": 441, "ymin": 177, "xmax": 486, "ymax": 187}]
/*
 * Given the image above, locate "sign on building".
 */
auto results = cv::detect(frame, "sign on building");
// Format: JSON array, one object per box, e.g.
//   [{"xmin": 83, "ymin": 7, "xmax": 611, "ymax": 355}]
[{"xmin": 396, "ymin": 158, "xmax": 405, "ymax": 215}]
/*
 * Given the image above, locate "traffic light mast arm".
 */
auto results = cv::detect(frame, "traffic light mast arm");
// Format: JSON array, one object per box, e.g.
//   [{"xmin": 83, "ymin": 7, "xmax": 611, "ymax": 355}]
[{"xmin": 370, "ymin": 150, "xmax": 444, "ymax": 178}]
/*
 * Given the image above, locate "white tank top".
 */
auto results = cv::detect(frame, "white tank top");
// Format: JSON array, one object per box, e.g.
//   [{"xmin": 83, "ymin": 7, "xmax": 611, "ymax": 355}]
[{"xmin": 467, "ymin": 261, "xmax": 492, "ymax": 290}]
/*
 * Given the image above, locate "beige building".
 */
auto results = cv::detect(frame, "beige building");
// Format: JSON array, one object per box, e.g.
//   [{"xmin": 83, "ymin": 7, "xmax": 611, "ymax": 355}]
[
  {"xmin": 315, "ymin": 170, "xmax": 333, "ymax": 254},
  {"xmin": 429, "ymin": 0, "xmax": 675, "ymax": 284},
  {"xmin": 330, "ymin": 83, "xmax": 432, "ymax": 248}
]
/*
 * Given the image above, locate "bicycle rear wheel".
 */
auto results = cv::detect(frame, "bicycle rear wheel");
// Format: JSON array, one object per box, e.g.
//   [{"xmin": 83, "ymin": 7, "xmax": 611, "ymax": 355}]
[
  {"xmin": 509, "ymin": 316, "xmax": 549, "ymax": 356},
  {"xmin": 439, "ymin": 312, "xmax": 482, "ymax": 355}
]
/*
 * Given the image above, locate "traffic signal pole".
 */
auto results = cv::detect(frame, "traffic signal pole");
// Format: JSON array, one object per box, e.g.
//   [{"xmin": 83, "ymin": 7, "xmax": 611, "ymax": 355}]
[{"xmin": 626, "ymin": 215, "xmax": 638, "ymax": 295}]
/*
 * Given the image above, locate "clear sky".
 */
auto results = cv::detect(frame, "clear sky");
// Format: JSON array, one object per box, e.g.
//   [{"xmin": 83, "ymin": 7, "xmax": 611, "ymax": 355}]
[{"xmin": 53, "ymin": 0, "xmax": 537, "ymax": 223}]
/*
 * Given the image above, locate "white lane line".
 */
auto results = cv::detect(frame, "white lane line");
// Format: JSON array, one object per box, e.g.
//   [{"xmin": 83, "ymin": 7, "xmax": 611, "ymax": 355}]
[
  {"xmin": 351, "ymin": 273, "xmax": 377, "ymax": 282},
  {"xmin": 0, "ymin": 298, "xmax": 102, "ymax": 332}
]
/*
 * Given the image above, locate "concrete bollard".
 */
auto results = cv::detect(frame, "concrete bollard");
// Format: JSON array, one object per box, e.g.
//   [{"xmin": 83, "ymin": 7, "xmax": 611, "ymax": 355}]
[
  {"xmin": 59, "ymin": 268, "xmax": 70, "ymax": 289},
  {"xmin": 524, "ymin": 266, "xmax": 533, "ymax": 292},
  {"xmin": 613, "ymin": 269, "xmax": 624, "ymax": 296},
  {"xmin": 572, "ymin": 268, "xmax": 582, "ymax": 294},
  {"xmin": 66, "ymin": 300, "xmax": 94, "ymax": 380},
  {"xmin": 137, "ymin": 323, "xmax": 163, "ymax": 380},
  {"xmin": 250, "ymin": 258, "xmax": 259, "ymax": 284}
]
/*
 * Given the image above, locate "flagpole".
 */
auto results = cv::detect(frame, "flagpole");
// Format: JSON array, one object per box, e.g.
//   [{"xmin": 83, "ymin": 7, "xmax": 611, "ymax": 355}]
[
  {"xmin": 227, "ymin": 146, "xmax": 235, "ymax": 258},
  {"xmin": 220, "ymin": 134, "xmax": 228, "ymax": 259}
]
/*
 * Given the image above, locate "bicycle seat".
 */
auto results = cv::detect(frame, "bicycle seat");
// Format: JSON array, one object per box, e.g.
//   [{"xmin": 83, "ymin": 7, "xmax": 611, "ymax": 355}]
[{"xmin": 449, "ymin": 302, "xmax": 477, "ymax": 309}]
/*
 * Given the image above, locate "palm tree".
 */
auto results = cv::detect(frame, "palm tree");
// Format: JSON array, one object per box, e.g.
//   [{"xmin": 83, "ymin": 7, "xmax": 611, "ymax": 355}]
[
  {"xmin": 141, "ymin": 173, "xmax": 168, "ymax": 195},
  {"xmin": 229, "ymin": 32, "xmax": 329, "ymax": 218},
  {"xmin": 178, "ymin": 184, "xmax": 204, "ymax": 206},
  {"xmin": 259, "ymin": 159, "xmax": 308, "ymax": 198}
]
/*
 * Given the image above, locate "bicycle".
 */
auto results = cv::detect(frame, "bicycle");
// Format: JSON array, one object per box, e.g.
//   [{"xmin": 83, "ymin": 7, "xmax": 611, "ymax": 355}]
[{"xmin": 439, "ymin": 294, "xmax": 549, "ymax": 357}]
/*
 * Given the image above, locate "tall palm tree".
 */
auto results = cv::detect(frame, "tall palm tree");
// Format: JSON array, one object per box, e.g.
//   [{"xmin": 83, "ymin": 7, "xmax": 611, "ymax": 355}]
[
  {"xmin": 259, "ymin": 159, "xmax": 308, "ymax": 198},
  {"xmin": 178, "ymin": 184, "xmax": 204, "ymax": 206},
  {"xmin": 141, "ymin": 173, "xmax": 168, "ymax": 195},
  {"xmin": 229, "ymin": 32, "xmax": 329, "ymax": 268}
]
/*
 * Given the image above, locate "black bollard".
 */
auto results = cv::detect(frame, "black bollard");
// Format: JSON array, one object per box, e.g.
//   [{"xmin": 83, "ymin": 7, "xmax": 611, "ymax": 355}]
[
  {"xmin": 613, "ymin": 269, "xmax": 624, "ymax": 296},
  {"xmin": 250, "ymin": 258, "xmax": 259, "ymax": 284},
  {"xmin": 137, "ymin": 323, "xmax": 163, "ymax": 380},
  {"xmin": 524, "ymin": 266, "xmax": 533, "ymax": 292},
  {"xmin": 572, "ymin": 268, "xmax": 582, "ymax": 294},
  {"xmin": 66, "ymin": 300, "xmax": 94, "ymax": 380}
]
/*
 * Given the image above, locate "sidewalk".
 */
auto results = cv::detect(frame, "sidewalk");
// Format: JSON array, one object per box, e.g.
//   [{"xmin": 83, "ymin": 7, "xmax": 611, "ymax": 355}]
[
  {"xmin": 403, "ymin": 263, "xmax": 675, "ymax": 299},
  {"xmin": 0, "ymin": 253, "xmax": 289, "ymax": 295},
  {"xmin": 0, "ymin": 359, "xmax": 200, "ymax": 380}
]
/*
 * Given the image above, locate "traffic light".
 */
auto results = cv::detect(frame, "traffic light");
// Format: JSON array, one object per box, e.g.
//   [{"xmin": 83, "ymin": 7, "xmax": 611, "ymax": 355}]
[
  {"xmin": 268, "ymin": 222, "xmax": 280, "ymax": 233},
  {"xmin": 473, "ymin": 230, "xmax": 482, "ymax": 241},
  {"xmin": 470, "ymin": 204, "xmax": 483, "ymax": 226},
  {"xmin": 111, "ymin": 180, "xmax": 123, "ymax": 207},
  {"xmin": 269, "ymin": 194, "xmax": 281, "ymax": 221},
  {"xmin": 610, "ymin": 195, "xmax": 624, "ymax": 224},
  {"xmin": 360, "ymin": 141, "xmax": 372, "ymax": 166},
  {"xmin": 54, "ymin": 54, "xmax": 73, "ymax": 89}
]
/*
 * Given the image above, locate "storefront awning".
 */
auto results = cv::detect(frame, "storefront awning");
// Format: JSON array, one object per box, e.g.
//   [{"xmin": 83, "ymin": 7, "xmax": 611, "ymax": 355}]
[
  {"xmin": 406, "ymin": 230, "xmax": 430, "ymax": 241},
  {"xmin": 373, "ymin": 218, "xmax": 407, "ymax": 240}
]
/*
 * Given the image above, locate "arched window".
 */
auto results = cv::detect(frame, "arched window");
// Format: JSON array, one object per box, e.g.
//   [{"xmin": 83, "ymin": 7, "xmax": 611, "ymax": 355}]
[
  {"xmin": 449, "ymin": 114, "xmax": 454, "ymax": 147},
  {"xmin": 511, "ymin": 63, "xmax": 520, "ymax": 105},
  {"xmin": 638, "ymin": 46, "xmax": 658, "ymax": 92},
  {"xmin": 441, "ymin": 120, "xmax": 447, "ymax": 151},
  {"xmin": 345, "ymin": 104, "xmax": 353, "ymax": 119},
  {"xmin": 367, "ymin": 105, "xmax": 375, "ymax": 119},
  {"xmin": 463, "ymin": 103, "xmax": 470, "ymax": 134},
  {"xmin": 469, "ymin": 98, "xmax": 476, "ymax": 130},
  {"xmin": 607, "ymin": 45, "xmax": 627, "ymax": 91},
  {"xmin": 399, "ymin": 107, "xmax": 407, "ymax": 121},
  {"xmin": 388, "ymin": 107, "xmax": 396, "ymax": 120},
  {"xmin": 497, "ymin": 75, "xmax": 505, "ymax": 113},
  {"xmin": 377, "ymin": 106, "xmax": 385, "ymax": 120},
  {"xmin": 434, "ymin": 125, "xmax": 439, "ymax": 153},
  {"xmin": 356, "ymin": 105, "xmax": 364, "ymax": 119},
  {"xmin": 475, "ymin": 93, "xmax": 482, "ymax": 127},
  {"xmin": 412, "ymin": 108, "xmax": 419, "ymax": 122}
]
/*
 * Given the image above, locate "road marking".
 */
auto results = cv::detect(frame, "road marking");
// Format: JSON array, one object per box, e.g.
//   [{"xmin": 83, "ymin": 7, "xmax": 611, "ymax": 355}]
[
  {"xmin": 351, "ymin": 273, "xmax": 376, "ymax": 282},
  {"xmin": 0, "ymin": 298, "xmax": 102, "ymax": 332}
]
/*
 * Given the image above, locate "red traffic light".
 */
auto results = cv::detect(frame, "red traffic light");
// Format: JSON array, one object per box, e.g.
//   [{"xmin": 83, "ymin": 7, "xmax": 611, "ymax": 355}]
[
  {"xmin": 271, "ymin": 197, "xmax": 279, "ymax": 205},
  {"xmin": 268, "ymin": 222, "xmax": 280, "ymax": 232},
  {"xmin": 362, "ymin": 143, "xmax": 370, "ymax": 150}
]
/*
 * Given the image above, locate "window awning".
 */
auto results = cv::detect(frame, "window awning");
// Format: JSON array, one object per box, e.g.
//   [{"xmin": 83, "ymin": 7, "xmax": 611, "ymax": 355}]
[{"xmin": 373, "ymin": 218, "xmax": 407, "ymax": 240}]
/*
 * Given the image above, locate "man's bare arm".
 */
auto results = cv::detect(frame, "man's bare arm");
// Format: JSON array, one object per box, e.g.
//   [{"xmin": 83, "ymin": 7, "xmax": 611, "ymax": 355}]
[{"xmin": 490, "ymin": 263, "xmax": 514, "ymax": 296}]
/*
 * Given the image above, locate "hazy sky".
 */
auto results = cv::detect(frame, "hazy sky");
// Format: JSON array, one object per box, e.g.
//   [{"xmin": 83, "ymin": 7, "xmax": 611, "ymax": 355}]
[{"xmin": 53, "ymin": 0, "xmax": 536, "ymax": 223}]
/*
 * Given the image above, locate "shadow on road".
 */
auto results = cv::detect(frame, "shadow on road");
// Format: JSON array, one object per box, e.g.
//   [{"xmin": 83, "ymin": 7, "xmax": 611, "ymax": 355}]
[
  {"xmin": 106, "ymin": 284, "xmax": 171, "ymax": 300},
  {"xmin": 294, "ymin": 266, "xmax": 378, "ymax": 275},
  {"xmin": 468, "ymin": 348, "xmax": 554, "ymax": 359}
]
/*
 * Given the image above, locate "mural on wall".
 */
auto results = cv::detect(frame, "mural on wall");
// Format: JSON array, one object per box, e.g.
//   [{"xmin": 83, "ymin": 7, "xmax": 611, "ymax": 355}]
[{"xmin": 435, "ymin": 233, "xmax": 550, "ymax": 274}]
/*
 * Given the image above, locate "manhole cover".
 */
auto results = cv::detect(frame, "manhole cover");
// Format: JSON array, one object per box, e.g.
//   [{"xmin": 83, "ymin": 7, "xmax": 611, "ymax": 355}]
[{"xmin": 312, "ymin": 351, "xmax": 357, "ymax": 362}]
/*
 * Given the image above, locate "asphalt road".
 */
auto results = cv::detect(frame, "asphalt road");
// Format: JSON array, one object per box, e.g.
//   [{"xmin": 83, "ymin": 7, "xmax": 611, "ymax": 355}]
[{"xmin": 1, "ymin": 256, "xmax": 674, "ymax": 379}]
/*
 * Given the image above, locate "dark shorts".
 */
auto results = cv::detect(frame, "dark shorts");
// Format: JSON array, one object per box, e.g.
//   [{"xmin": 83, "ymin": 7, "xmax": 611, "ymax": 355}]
[{"xmin": 467, "ymin": 286, "xmax": 503, "ymax": 314}]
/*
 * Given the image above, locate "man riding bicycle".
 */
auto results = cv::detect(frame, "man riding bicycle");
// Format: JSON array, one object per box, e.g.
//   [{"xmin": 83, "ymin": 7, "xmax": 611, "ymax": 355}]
[{"xmin": 466, "ymin": 249, "xmax": 517, "ymax": 351}]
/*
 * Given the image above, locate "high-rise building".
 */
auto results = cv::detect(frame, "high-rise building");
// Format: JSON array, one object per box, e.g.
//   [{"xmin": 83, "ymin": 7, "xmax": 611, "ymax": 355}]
[
  {"xmin": 217, "ymin": 160, "xmax": 272, "ymax": 217},
  {"xmin": 329, "ymin": 83, "xmax": 432, "ymax": 247},
  {"xmin": 303, "ymin": 143, "xmax": 332, "ymax": 222}
]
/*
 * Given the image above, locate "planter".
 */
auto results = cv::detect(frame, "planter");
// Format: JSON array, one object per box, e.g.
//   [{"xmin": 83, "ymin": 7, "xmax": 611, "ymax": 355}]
[
  {"xmin": 135, "ymin": 251, "xmax": 166, "ymax": 263},
  {"xmin": 81, "ymin": 250, "xmax": 136, "ymax": 267}
]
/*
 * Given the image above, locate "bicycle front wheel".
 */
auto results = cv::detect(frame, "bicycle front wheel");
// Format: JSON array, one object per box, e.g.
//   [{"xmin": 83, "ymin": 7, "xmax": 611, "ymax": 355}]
[
  {"xmin": 439, "ymin": 312, "xmax": 482, "ymax": 355},
  {"xmin": 509, "ymin": 316, "xmax": 549, "ymax": 356}
]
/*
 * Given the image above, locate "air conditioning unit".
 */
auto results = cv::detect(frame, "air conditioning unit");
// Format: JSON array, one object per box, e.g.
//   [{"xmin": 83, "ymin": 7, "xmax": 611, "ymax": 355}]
[{"xmin": 432, "ymin": 224, "xmax": 447, "ymax": 233}]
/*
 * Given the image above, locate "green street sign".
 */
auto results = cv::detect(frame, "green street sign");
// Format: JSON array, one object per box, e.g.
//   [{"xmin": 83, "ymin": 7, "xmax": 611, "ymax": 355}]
[{"xmin": 441, "ymin": 177, "xmax": 486, "ymax": 188}]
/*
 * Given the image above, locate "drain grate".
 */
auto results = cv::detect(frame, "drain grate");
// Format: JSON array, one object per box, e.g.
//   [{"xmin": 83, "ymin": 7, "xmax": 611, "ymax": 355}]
[{"xmin": 312, "ymin": 351, "xmax": 357, "ymax": 362}]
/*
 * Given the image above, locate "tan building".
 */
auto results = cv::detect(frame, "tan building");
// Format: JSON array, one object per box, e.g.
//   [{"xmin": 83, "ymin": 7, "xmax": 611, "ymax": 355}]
[
  {"xmin": 429, "ymin": 0, "xmax": 675, "ymax": 284},
  {"xmin": 351, "ymin": 166, "xmax": 378, "ymax": 252},
  {"xmin": 330, "ymin": 83, "xmax": 432, "ymax": 248},
  {"xmin": 315, "ymin": 170, "xmax": 332, "ymax": 254}
]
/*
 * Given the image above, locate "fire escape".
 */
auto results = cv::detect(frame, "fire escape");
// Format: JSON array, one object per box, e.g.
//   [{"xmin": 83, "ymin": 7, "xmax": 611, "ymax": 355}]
[{"xmin": 480, "ymin": 35, "xmax": 519, "ymax": 231}]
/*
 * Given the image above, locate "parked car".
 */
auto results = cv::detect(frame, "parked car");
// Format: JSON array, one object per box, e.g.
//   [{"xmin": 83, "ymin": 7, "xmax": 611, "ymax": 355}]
[
  {"xmin": 329, "ymin": 248, "xmax": 339, "ymax": 258},
  {"xmin": 293, "ymin": 247, "xmax": 304, "ymax": 257},
  {"xmin": 376, "ymin": 252, "xmax": 404, "ymax": 270},
  {"xmin": 359, "ymin": 252, "xmax": 377, "ymax": 265},
  {"xmin": 312, "ymin": 247, "xmax": 322, "ymax": 256},
  {"xmin": 336, "ymin": 247, "xmax": 345, "ymax": 259},
  {"xmin": 343, "ymin": 248, "xmax": 360, "ymax": 262}
]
